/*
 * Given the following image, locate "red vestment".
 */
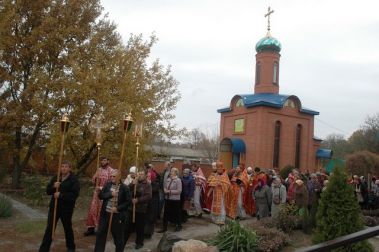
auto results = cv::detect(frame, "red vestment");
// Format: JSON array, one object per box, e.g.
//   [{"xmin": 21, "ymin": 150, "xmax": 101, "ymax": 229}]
[
  {"xmin": 208, "ymin": 171, "xmax": 230, "ymax": 216},
  {"xmin": 243, "ymin": 173, "xmax": 256, "ymax": 215},
  {"xmin": 203, "ymin": 172, "xmax": 216, "ymax": 212},
  {"xmin": 225, "ymin": 171, "xmax": 248, "ymax": 219},
  {"xmin": 85, "ymin": 165, "xmax": 113, "ymax": 228}
]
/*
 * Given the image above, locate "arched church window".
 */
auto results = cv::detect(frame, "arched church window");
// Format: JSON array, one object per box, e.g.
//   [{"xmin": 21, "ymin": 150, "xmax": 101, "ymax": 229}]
[
  {"xmin": 295, "ymin": 124, "xmax": 302, "ymax": 169},
  {"xmin": 255, "ymin": 62, "xmax": 261, "ymax": 84},
  {"xmin": 220, "ymin": 138, "xmax": 232, "ymax": 152},
  {"xmin": 236, "ymin": 98, "xmax": 244, "ymax": 107},
  {"xmin": 273, "ymin": 62, "xmax": 279, "ymax": 84},
  {"xmin": 273, "ymin": 121, "xmax": 281, "ymax": 168}
]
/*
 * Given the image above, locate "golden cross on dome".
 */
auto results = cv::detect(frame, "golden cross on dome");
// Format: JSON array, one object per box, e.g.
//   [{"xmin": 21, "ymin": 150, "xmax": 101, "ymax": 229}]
[{"xmin": 264, "ymin": 6, "xmax": 274, "ymax": 36}]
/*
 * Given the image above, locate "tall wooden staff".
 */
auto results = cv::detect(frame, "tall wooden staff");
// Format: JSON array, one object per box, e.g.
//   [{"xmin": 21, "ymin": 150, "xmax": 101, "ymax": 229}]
[
  {"xmin": 52, "ymin": 113, "xmax": 70, "ymax": 239},
  {"xmin": 106, "ymin": 113, "xmax": 133, "ymax": 239},
  {"xmin": 133, "ymin": 121, "xmax": 143, "ymax": 223},
  {"xmin": 90, "ymin": 116, "xmax": 106, "ymax": 224}
]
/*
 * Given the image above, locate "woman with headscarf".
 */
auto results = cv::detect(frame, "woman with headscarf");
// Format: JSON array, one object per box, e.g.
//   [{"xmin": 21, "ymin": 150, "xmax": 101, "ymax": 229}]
[
  {"xmin": 271, "ymin": 177, "xmax": 287, "ymax": 219},
  {"xmin": 124, "ymin": 166, "xmax": 136, "ymax": 186},
  {"xmin": 253, "ymin": 178, "xmax": 272, "ymax": 219}
]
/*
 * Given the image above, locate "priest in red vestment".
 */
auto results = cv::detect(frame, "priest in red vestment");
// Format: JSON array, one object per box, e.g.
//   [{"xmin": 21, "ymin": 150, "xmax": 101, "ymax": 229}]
[
  {"xmin": 243, "ymin": 167, "xmax": 256, "ymax": 216},
  {"xmin": 84, "ymin": 157, "xmax": 113, "ymax": 236}
]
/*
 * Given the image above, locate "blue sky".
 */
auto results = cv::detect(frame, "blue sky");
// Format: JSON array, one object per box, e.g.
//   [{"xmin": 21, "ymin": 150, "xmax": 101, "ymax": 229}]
[{"xmin": 101, "ymin": 0, "xmax": 379, "ymax": 139}]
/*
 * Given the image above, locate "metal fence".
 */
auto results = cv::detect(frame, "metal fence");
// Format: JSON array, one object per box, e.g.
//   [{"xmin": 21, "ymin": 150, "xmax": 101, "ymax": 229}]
[{"xmin": 296, "ymin": 226, "xmax": 379, "ymax": 252}]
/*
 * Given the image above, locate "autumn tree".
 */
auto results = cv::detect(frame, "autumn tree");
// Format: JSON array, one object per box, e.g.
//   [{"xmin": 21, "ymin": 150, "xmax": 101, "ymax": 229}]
[
  {"xmin": 346, "ymin": 151, "xmax": 379, "ymax": 177},
  {"xmin": 185, "ymin": 128, "xmax": 219, "ymax": 162},
  {"xmin": 321, "ymin": 133, "xmax": 351, "ymax": 159},
  {"xmin": 320, "ymin": 114, "xmax": 379, "ymax": 161},
  {"xmin": 349, "ymin": 113, "xmax": 379, "ymax": 154},
  {"xmin": 0, "ymin": 0, "xmax": 180, "ymax": 187}
]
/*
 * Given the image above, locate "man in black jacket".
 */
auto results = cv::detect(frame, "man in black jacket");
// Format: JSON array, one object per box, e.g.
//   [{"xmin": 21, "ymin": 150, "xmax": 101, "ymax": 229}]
[
  {"xmin": 94, "ymin": 169, "xmax": 131, "ymax": 252},
  {"xmin": 124, "ymin": 169, "xmax": 152, "ymax": 250},
  {"xmin": 39, "ymin": 161, "xmax": 80, "ymax": 252}
]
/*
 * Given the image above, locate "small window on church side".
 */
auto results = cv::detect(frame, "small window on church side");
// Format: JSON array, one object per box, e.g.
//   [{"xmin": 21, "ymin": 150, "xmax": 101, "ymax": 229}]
[
  {"xmin": 255, "ymin": 63, "xmax": 261, "ymax": 84},
  {"xmin": 236, "ymin": 99, "xmax": 244, "ymax": 107},
  {"xmin": 273, "ymin": 62, "xmax": 279, "ymax": 85}
]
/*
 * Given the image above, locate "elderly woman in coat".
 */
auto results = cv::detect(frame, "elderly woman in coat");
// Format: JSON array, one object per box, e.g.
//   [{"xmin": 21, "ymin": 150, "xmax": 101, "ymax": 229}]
[
  {"xmin": 158, "ymin": 167, "xmax": 183, "ymax": 232},
  {"xmin": 253, "ymin": 178, "xmax": 272, "ymax": 219},
  {"xmin": 271, "ymin": 177, "xmax": 287, "ymax": 219}
]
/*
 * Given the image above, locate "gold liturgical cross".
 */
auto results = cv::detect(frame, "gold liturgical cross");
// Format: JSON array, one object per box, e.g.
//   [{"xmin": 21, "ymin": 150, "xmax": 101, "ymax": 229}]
[
  {"xmin": 90, "ymin": 117, "xmax": 106, "ymax": 146},
  {"xmin": 264, "ymin": 6, "xmax": 274, "ymax": 36}
]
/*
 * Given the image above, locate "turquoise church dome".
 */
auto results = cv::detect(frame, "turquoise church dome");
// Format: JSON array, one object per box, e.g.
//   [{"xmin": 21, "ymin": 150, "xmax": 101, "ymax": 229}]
[{"xmin": 255, "ymin": 36, "xmax": 282, "ymax": 53}]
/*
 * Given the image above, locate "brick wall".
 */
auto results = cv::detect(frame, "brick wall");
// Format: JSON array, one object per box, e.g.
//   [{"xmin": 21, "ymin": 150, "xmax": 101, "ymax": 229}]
[{"xmin": 220, "ymin": 99, "xmax": 319, "ymax": 172}]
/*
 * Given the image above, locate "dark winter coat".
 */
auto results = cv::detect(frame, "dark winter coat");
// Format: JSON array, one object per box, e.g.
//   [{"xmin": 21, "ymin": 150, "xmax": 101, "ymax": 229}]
[
  {"xmin": 99, "ymin": 181, "xmax": 131, "ymax": 215},
  {"xmin": 295, "ymin": 184, "xmax": 308, "ymax": 209},
  {"xmin": 181, "ymin": 175, "xmax": 195, "ymax": 200},
  {"xmin": 46, "ymin": 173, "xmax": 80, "ymax": 211},
  {"xmin": 129, "ymin": 180, "xmax": 152, "ymax": 213}
]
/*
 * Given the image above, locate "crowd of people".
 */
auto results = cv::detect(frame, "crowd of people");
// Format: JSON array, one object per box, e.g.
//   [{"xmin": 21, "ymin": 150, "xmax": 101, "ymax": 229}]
[{"xmin": 38, "ymin": 158, "xmax": 379, "ymax": 252}]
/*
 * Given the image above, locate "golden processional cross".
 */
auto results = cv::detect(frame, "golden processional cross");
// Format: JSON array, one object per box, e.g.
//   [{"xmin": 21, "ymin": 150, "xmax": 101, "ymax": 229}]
[
  {"xmin": 264, "ymin": 6, "xmax": 274, "ymax": 36},
  {"xmin": 90, "ymin": 116, "xmax": 106, "ymax": 187}
]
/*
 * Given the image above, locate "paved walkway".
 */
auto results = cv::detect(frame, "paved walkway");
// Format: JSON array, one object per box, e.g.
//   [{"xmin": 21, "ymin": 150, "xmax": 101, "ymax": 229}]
[{"xmin": 0, "ymin": 193, "xmax": 46, "ymax": 219}]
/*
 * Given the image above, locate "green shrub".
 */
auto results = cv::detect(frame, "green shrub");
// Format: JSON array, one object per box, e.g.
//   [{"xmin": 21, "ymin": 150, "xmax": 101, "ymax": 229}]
[
  {"xmin": 280, "ymin": 165, "xmax": 294, "ymax": 180},
  {"xmin": 313, "ymin": 166, "xmax": 373, "ymax": 252},
  {"xmin": 209, "ymin": 220, "xmax": 259, "ymax": 251},
  {"xmin": 0, "ymin": 194, "xmax": 13, "ymax": 218},
  {"xmin": 22, "ymin": 175, "xmax": 50, "ymax": 206}
]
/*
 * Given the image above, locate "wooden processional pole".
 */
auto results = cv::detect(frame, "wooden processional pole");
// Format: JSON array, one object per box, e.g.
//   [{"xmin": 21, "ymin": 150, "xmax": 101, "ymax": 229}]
[
  {"xmin": 106, "ymin": 113, "xmax": 133, "ymax": 239},
  {"xmin": 52, "ymin": 113, "xmax": 70, "ymax": 240},
  {"xmin": 132, "ymin": 121, "xmax": 143, "ymax": 223}
]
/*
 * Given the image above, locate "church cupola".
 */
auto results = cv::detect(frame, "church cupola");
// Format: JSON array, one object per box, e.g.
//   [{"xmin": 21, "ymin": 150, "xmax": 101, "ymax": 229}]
[{"xmin": 254, "ymin": 7, "xmax": 281, "ymax": 94}]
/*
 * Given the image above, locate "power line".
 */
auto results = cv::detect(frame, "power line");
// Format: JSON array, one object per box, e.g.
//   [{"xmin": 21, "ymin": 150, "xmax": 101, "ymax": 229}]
[{"xmin": 315, "ymin": 118, "xmax": 349, "ymax": 135}]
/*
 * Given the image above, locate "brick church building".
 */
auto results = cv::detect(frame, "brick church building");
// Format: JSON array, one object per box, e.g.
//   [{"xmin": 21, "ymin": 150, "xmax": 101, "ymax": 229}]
[{"xmin": 217, "ymin": 11, "xmax": 331, "ymax": 171}]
